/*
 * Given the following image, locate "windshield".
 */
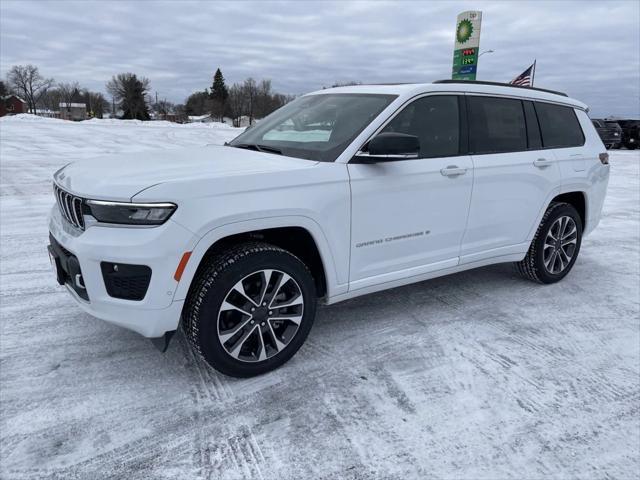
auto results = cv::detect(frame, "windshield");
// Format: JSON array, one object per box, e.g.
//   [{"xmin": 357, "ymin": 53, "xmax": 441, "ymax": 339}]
[{"xmin": 229, "ymin": 93, "xmax": 397, "ymax": 162}]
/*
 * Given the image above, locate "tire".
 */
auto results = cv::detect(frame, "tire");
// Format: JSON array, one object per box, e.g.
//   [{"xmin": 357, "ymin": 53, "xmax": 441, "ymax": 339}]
[
  {"xmin": 515, "ymin": 202, "xmax": 583, "ymax": 284},
  {"xmin": 182, "ymin": 242, "xmax": 317, "ymax": 377}
]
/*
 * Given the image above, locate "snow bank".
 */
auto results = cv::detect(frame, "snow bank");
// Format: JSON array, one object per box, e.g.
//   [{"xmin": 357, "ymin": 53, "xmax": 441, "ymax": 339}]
[{"xmin": 0, "ymin": 116, "xmax": 638, "ymax": 480}]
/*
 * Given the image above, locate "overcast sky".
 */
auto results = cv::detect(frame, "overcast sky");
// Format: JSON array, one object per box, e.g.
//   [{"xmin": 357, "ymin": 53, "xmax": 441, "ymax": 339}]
[{"xmin": 1, "ymin": 0, "xmax": 639, "ymax": 117}]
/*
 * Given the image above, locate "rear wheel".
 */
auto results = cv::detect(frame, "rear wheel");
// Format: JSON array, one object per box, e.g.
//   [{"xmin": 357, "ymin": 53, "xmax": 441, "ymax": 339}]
[
  {"xmin": 515, "ymin": 202, "xmax": 583, "ymax": 284},
  {"xmin": 182, "ymin": 242, "xmax": 317, "ymax": 377}
]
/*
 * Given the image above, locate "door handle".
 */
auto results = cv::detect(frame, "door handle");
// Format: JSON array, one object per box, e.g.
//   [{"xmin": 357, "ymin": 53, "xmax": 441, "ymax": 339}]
[
  {"xmin": 533, "ymin": 158, "xmax": 552, "ymax": 168},
  {"xmin": 440, "ymin": 165, "xmax": 467, "ymax": 177}
]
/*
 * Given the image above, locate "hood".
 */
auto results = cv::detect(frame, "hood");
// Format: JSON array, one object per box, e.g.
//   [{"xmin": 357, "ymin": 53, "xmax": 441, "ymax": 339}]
[{"xmin": 53, "ymin": 145, "xmax": 318, "ymax": 200}]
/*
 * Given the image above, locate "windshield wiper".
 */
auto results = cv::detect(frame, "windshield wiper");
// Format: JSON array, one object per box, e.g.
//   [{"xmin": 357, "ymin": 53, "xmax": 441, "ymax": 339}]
[{"xmin": 230, "ymin": 143, "xmax": 283, "ymax": 155}]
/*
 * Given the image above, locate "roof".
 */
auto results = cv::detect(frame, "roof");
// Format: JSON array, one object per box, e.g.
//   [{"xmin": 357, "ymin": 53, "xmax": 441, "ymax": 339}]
[
  {"xmin": 59, "ymin": 102, "xmax": 86, "ymax": 108},
  {"xmin": 308, "ymin": 81, "xmax": 587, "ymax": 111},
  {"xmin": 188, "ymin": 114, "xmax": 212, "ymax": 121},
  {"xmin": 2, "ymin": 95, "xmax": 26, "ymax": 103}
]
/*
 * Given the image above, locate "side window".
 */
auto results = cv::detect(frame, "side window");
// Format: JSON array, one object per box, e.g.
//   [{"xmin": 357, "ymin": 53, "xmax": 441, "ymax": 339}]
[
  {"xmin": 381, "ymin": 95, "xmax": 459, "ymax": 158},
  {"xmin": 468, "ymin": 96, "xmax": 527, "ymax": 154},
  {"xmin": 535, "ymin": 102, "xmax": 585, "ymax": 148},
  {"xmin": 523, "ymin": 101, "xmax": 542, "ymax": 150}
]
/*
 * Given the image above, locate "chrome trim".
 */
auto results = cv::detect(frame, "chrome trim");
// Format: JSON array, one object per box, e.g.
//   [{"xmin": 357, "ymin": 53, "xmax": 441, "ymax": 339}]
[
  {"xmin": 53, "ymin": 184, "xmax": 85, "ymax": 230},
  {"xmin": 354, "ymin": 151, "xmax": 419, "ymax": 160},
  {"xmin": 72, "ymin": 197, "xmax": 83, "ymax": 226},
  {"xmin": 74, "ymin": 274, "xmax": 86, "ymax": 289},
  {"xmin": 85, "ymin": 199, "xmax": 177, "ymax": 209}
]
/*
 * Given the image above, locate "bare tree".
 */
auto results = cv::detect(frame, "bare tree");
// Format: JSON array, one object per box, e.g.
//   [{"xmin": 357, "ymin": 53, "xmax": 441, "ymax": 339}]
[
  {"xmin": 156, "ymin": 99, "xmax": 174, "ymax": 119},
  {"xmin": 7, "ymin": 64, "xmax": 54, "ymax": 113},
  {"xmin": 38, "ymin": 88, "xmax": 62, "ymax": 112},
  {"xmin": 57, "ymin": 81, "xmax": 81, "ymax": 113},
  {"xmin": 254, "ymin": 79, "xmax": 272, "ymax": 119},
  {"xmin": 184, "ymin": 91, "xmax": 211, "ymax": 116},
  {"xmin": 242, "ymin": 78, "xmax": 258, "ymax": 125},
  {"xmin": 78, "ymin": 90, "xmax": 108, "ymax": 118},
  {"xmin": 0, "ymin": 80, "xmax": 10, "ymax": 97},
  {"xmin": 227, "ymin": 84, "xmax": 245, "ymax": 127}
]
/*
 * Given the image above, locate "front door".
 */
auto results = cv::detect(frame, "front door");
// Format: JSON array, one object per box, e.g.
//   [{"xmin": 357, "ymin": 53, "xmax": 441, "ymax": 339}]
[{"xmin": 348, "ymin": 95, "xmax": 473, "ymax": 290}]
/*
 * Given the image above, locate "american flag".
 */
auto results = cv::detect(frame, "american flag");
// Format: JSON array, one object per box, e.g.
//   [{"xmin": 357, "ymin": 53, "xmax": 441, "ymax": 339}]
[{"xmin": 510, "ymin": 62, "xmax": 535, "ymax": 87}]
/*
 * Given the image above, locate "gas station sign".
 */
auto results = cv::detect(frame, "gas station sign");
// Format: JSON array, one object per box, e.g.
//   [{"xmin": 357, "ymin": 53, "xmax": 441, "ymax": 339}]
[{"xmin": 452, "ymin": 11, "xmax": 483, "ymax": 81}]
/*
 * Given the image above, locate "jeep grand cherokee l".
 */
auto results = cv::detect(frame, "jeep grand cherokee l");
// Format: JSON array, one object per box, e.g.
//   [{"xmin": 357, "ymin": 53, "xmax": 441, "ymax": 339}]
[{"xmin": 49, "ymin": 80, "xmax": 610, "ymax": 377}]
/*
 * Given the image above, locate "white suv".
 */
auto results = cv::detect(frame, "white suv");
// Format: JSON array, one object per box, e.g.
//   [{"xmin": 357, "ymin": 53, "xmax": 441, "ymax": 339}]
[{"xmin": 48, "ymin": 81, "xmax": 610, "ymax": 377}]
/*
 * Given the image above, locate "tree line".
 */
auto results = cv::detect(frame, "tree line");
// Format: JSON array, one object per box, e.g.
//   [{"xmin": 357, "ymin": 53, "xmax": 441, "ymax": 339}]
[
  {"xmin": 3, "ymin": 64, "xmax": 293, "ymax": 124},
  {"xmin": 184, "ymin": 68, "xmax": 295, "ymax": 126},
  {"xmin": 3, "ymin": 65, "xmax": 109, "ymax": 117}
]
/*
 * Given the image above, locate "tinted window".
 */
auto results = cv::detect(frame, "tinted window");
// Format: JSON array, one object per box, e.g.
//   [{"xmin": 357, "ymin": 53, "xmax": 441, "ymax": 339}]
[
  {"xmin": 535, "ymin": 102, "xmax": 585, "ymax": 148},
  {"xmin": 523, "ymin": 101, "xmax": 542, "ymax": 150},
  {"xmin": 229, "ymin": 93, "xmax": 396, "ymax": 162},
  {"xmin": 380, "ymin": 95, "xmax": 459, "ymax": 158},
  {"xmin": 468, "ymin": 96, "xmax": 527, "ymax": 154}
]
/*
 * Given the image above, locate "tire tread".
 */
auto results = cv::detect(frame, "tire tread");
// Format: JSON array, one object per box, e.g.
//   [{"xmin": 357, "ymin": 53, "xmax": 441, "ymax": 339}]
[
  {"xmin": 181, "ymin": 242, "xmax": 309, "ymax": 364},
  {"xmin": 516, "ymin": 202, "xmax": 567, "ymax": 283}
]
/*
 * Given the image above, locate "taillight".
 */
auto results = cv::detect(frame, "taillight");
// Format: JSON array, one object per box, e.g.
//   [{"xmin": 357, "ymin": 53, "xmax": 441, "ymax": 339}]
[{"xmin": 599, "ymin": 152, "xmax": 609, "ymax": 165}]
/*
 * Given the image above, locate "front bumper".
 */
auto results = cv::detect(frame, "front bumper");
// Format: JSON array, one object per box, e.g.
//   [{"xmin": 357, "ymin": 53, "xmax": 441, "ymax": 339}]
[{"xmin": 48, "ymin": 205, "xmax": 198, "ymax": 338}]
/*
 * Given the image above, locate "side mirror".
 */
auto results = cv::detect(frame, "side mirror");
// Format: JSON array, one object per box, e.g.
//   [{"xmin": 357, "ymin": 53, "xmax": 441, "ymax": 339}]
[{"xmin": 354, "ymin": 132, "xmax": 420, "ymax": 163}]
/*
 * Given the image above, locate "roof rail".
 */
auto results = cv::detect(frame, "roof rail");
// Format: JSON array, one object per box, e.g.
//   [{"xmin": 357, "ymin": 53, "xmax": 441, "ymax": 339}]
[{"xmin": 433, "ymin": 79, "xmax": 568, "ymax": 97}]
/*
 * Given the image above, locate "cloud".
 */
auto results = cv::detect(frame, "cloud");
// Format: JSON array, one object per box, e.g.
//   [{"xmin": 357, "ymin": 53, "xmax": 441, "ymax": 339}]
[{"xmin": 1, "ymin": 0, "xmax": 638, "ymax": 117}]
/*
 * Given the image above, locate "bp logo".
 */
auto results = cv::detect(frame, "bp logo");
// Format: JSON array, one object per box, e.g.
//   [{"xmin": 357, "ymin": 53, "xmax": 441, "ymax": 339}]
[{"xmin": 456, "ymin": 18, "xmax": 473, "ymax": 44}]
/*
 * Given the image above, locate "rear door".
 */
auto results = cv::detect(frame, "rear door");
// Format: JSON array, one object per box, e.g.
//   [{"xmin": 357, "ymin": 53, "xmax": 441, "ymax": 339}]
[
  {"xmin": 536, "ymin": 102, "xmax": 588, "ymax": 172},
  {"xmin": 460, "ymin": 95, "xmax": 561, "ymax": 263},
  {"xmin": 348, "ymin": 94, "xmax": 473, "ymax": 289}
]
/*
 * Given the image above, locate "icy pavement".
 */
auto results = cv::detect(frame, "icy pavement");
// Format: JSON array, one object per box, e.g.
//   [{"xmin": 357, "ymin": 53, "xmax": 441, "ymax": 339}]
[{"xmin": 1, "ymin": 115, "xmax": 639, "ymax": 479}]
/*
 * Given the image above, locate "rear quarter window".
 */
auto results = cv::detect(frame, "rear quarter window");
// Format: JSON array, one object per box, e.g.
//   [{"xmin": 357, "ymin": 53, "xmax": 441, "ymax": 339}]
[{"xmin": 535, "ymin": 103, "xmax": 585, "ymax": 148}]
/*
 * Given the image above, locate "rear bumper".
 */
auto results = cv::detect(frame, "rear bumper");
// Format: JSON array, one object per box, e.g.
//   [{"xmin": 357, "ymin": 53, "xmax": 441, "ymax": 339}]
[{"xmin": 48, "ymin": 205, "xmax": 198, "ymax": 338}]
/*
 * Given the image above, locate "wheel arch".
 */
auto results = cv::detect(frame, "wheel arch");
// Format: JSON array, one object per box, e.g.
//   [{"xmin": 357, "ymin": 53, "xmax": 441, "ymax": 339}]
[
  {"xmin": 551, "ymin": 191, "xmax": 587, "ymax": 230},
  {"xmin": 526, "ymin": 188, "xmax": 588, "ymax": 243},
  {"xmin": 174, "ymin": 216, "xmax": 339, "ymax": 303}
]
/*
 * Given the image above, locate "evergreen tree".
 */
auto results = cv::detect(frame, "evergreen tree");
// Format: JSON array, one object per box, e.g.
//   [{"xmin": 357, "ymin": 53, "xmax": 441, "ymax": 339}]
[
  {"xmin": 210, "ymin": 68, "xmax": 228, "ymax": 121},
  {"xmin": 106, "ymin": 73, "xmax": 151, "ymax": 120}
]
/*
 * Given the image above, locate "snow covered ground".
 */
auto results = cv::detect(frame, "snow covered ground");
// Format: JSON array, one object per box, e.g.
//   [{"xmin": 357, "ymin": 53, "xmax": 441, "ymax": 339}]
[{"xmin": 1, "ymin": 115, "xmax": 638, "ymax": 479}]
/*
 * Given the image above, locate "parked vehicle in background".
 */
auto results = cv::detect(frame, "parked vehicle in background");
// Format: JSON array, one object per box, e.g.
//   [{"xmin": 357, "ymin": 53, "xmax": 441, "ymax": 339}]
[
  {"xmin": 591, "ymin": 119, "xmax": 622, "ymax": 149},
  {"xmin": 617, "ymin": 119, "xmax": 640, "ymax": 150},
  {"xmin": 48, "ymin": 80, "xmax": 610, "ymax": 377}
]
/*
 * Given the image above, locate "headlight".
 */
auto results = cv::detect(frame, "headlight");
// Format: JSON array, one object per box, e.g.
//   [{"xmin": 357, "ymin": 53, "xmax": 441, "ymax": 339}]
[{"xmin": 85, "ymin": 200, "xmax": 177, "ymax": 226}]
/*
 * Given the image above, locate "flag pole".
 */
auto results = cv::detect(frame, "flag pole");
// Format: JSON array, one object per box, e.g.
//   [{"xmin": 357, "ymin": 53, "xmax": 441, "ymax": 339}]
[{"xmin": 531, "ymin": 59, "xmax": 537, "ymax": 87}]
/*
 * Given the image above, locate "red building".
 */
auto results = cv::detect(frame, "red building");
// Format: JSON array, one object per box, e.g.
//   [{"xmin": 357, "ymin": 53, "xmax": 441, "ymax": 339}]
[{"xmin": 0, "ymin": 95, "xmax": 27, "ymax": 117}]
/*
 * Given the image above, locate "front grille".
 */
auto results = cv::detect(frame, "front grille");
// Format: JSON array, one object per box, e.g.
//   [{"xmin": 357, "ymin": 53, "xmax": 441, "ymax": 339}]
[{"xmin": 53, "ymin": 184, "xmax": 85, "ymax": 230}]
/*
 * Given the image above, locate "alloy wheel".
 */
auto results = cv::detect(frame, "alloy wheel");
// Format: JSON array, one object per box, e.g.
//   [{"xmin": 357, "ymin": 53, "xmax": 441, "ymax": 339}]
[
  {"xmin": 217, "ymin": 269, "xmax": 304, "ymax": 363},
  {"xmin": 543, "ymin": 215, "xmax": 578, "ymax": 274}
]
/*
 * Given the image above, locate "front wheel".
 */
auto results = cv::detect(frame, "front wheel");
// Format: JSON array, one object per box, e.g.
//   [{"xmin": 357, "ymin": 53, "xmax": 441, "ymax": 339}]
[
  {"xmin": 182, "ymin": 242, "xmax": 317, "ymax": 377},
  {"xmin": 515, "ymin": 202, "xmax": 583, "ymax": 284}
]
